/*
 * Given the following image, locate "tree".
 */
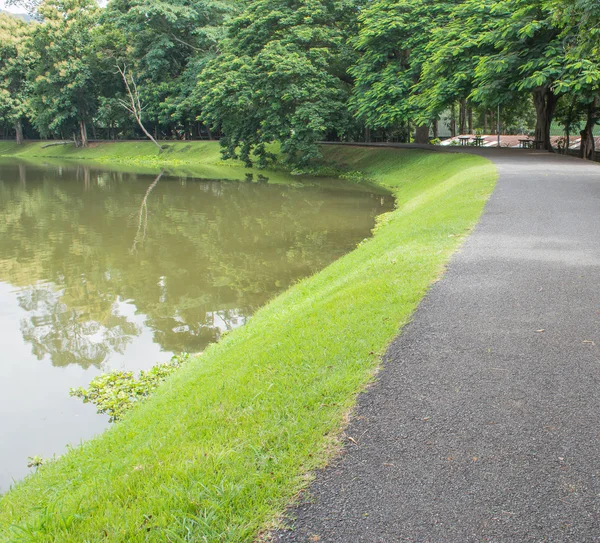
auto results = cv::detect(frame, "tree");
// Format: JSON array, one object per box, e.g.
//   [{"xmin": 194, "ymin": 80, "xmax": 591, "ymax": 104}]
[
  {"xmin": 100, "ymin": 0, "xmax": 233, "ymax": 139},
  {"xmin": 116, "ymin": 64, "xmax": 163, "ymax": 151},
  {"xmin": 417, "ymin": 0, "xmax": 501, "ymax": 128},
  {"xmin": 199, "ymin": 0, "xmax": 361, "ymax": 168},
  {"xmin": 549, "ymin": 0, "xmax": 600, "ymax": 159},
  {"xmin": 470, "ymin": 0, "xmax": 567, "ymax": 151},
  {"xmin": 27, "ymin": 0, "xmax": 100, "ymax": 146},
  {"xmin": 553, "ymin": 95, "xmax": 582, "ymax": 150},
  {"xmin": 418, "ymin": 0, "xmax": 568, "ymax": 151},
  {"xmin": 350, "ymin": 0, "xmax": 458, "ymax": 143},
  {"xmin": 0, "ymin": 13, "xmax": 33, "ymax": 143}
]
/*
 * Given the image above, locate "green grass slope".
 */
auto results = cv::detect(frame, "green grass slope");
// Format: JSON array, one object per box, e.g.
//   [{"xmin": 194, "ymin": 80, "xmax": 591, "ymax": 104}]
[
  {"xmin": 0, "ymin": 144, "xmax": 496, "ymax": 542},
  {"xmin": 0, "ymin": 140, "xmax": 384, "ymax": 191},
  {"xmin": 0, "ymin": 140, "xmax": 224, "ymax": 162},
  {"xmin": 0, "ymin": 140, "xmax": 249, "ymax": 183}
]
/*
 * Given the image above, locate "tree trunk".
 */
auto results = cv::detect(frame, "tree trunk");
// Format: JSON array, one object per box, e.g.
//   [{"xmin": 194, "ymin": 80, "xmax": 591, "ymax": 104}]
[
  {"xmin": 414, "ymin": 124, "xmax": 430, "ymax": 144},
  {"xmin": 432, "ymin": 118, "xmax": 438, "ymax": 139},
  {"xmin": 15, "ymin": 119, "xmax": 24, "ymax": 145},
  {"xmin": 532, "ymin": 87, "xmax": 558, "ymax": 152},
  {"xmin": 483, "ymin": 111, "xmax": 488, "ymax": 134},
  {"xmin": 450, "ymin": 103, "xmax": 456, "ymax": 137},
  {"xmin": 467, "ymin": 104, "xmax": 473, "ymax": 134},
  {"xmin": 459, "ymin": 99, "xmax": 467, "ymax": 135},
  {"xmin": 79, "ymin": 119, "xmax": 88, "ymax": 148},
  {"xmin": 579, "ymin": 125, "xmax": 594, "ymax": 159},
  {"xmin": 116, "ymin": 65, "xmax": 162, "ymax": 151},
  {"xmin": 364, "ymin": 126, "xmax": 371, "ymax": 143},
  {"xmin": 579, "ymin": 98, "xmax": 598, "ymax": 160}
]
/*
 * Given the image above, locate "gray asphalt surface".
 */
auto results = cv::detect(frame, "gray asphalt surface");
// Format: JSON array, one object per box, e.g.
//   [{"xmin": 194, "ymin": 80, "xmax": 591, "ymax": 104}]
[{"xmin": 273, "ymin": 148, "xmax": 600, "ymax": 542}]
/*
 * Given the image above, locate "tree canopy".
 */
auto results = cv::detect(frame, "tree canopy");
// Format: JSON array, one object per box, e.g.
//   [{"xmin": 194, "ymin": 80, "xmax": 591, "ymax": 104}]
[
  {"xmin": 199, "ymin": 0, "xmax": 360, "ymax": 167},
  {"xmin": 0, "ymin": 13, "xmax": 32, "ymax": 143},
  {"xmin": 2, "ymin": 0, "xmax": 599, "ymax": 160}
]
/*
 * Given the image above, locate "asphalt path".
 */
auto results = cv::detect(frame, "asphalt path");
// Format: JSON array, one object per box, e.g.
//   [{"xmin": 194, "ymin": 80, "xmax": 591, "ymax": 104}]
[{"xmin": 273, "ymin": 148, "xmax": 600, "ymax": 542}]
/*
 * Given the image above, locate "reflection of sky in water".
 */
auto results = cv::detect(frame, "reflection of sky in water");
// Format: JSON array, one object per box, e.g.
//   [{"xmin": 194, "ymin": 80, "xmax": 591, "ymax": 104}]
[{"xmin": 0, "ymin": 162, "xmax": 393, "ymax": 492}]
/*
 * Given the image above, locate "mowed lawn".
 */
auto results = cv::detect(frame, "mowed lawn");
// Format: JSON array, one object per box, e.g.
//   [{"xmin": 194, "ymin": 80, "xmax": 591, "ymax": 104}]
[{"xmin": 0, "ymin": 144, "xmax": 496, "ymax": 542}]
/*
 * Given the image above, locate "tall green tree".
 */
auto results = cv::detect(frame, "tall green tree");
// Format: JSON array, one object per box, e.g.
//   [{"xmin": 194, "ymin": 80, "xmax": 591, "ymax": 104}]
[
  {"xmin": 350, "ymin": 0, "xmax": 457, "ymax": 143},
  {"xmin": 0, "ymin": 13, "xmax": 33, "ymax": 143},
  {"xmin": 100, "ymin": 0, "xmax": 234, "ymax": 139},
  {"xmin": 27, "ymin": 0, "xmax": 100, "ymax": 145},
  {"xmin": 471, "ymin": 0, "xmax": 566, "ymax": 151},
  {"xmin": 416, "ymin": 0, "xmax": 500, "ymax": 129},
  {"xmin": 199, "ymin": 0, "xmax": 361, "ymax": 168},
  {"xmin": 418, "ymin": 0, "xmax": 568, "ymax": 151},
  {"xmin": 548, "ymin": 0, "xmax": 600, "ymax": 158}
]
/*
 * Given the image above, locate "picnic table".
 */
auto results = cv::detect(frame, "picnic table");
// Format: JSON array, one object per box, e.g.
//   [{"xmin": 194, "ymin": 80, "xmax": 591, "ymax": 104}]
[
  {"xmin": 472, "ymin": 136, "xmax": 484, "ymax": 147},
  {"xmin": 519, "ymin": 139, "xmax": 533, "ymax": 149},
  {"xmin": 519, "ymin": 139, "xmax": 544, "ymax": 149},
  {"xmin": 458, "ymin": 136, "xmax": 471, "ymax": 146}
]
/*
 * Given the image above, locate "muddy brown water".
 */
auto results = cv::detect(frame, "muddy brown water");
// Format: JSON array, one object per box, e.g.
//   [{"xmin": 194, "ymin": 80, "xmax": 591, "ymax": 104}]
[{"xmin": 0, "ymin": 159, "xmax": 393, "ymax": 492}]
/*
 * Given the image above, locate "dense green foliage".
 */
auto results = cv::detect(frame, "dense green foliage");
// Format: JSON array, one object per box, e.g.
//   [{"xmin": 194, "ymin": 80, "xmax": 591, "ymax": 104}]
[
  {"xmin": 0, "ymin": 14, "xmax": 31, "ymax": 143},
  {"xmin": 350, "ymin": 0, "xmax": 458, "ymax": 141},
  {"xmin": 27, "ymin": 0, "xmax": 101, "ymax": 145},
  {"xmin": 0, "ymin": 144, "xmax": 497, "ymax": 541},
  {"xmin": 2, "ymin": 0, "xmax": 599, "ymax": 161},
  {"xmin": 199, "ymin": 0, "xmax": 359, "ymax": 167},
  {"xmin": 100, "ymin": 0, "xmax": 233, "ymax": 135}
]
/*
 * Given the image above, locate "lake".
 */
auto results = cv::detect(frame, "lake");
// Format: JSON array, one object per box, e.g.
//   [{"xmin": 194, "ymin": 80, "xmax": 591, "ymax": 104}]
[{"xmin": 0, "ymin": 159, "xmax": 393, "ymax": 492}]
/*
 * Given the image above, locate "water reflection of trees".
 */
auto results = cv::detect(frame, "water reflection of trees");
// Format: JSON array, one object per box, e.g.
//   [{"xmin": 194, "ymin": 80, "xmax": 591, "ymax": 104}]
[
  {"xmin": 18, "ymin": 285, "xmax": 140, "ymax": 368},
  {"xmin": 0, "ymin": 163, "xmax": 393, "ymax": 368}
]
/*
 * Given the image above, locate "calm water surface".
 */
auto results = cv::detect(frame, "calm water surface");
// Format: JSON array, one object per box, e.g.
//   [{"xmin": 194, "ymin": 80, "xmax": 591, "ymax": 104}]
[{"xmin": 0, "ymin": 160, "xmax": 393, "ymax": 492}]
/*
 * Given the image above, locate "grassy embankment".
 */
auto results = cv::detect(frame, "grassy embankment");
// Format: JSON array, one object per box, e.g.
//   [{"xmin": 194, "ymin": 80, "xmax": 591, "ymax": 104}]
[
  {"xmin": 0, "ymin": 141, "xmax": 496, "ymax": 542},
  {"xmin": 0, "ymin": 140, "xmax": 260, "ymax": 181},
  {"xmin": 0, "ymin": 140, "xmax": 392, "ymax": 192},
  {"xmin": 0, "ymin": 140, "xmax": 325, "ymax": 183},
  {"xmin": 0, "ymin": 140, "xmax": 227, "ymax": 164}
]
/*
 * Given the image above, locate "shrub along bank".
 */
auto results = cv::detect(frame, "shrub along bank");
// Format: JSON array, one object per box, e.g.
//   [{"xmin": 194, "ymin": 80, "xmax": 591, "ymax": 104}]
[{"xmin": 0, "ymin": 143, "xmax": 496, "ymax": 542}]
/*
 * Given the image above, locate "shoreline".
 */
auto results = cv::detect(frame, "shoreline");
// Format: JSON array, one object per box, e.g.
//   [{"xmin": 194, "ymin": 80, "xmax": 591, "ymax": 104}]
[
  {"xmin": 0, "ymin": 143, "xmax": 497, "ymax": 542},
  {"xmin": 0, "ymin": 140, "xmax": 393, "ymax": 194}
]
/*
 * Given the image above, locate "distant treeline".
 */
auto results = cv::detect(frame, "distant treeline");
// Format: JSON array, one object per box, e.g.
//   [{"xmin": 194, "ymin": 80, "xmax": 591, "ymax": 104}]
[{"xmin": 1, "ymin": 0, "xmax": 599, "ymax": 166}]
